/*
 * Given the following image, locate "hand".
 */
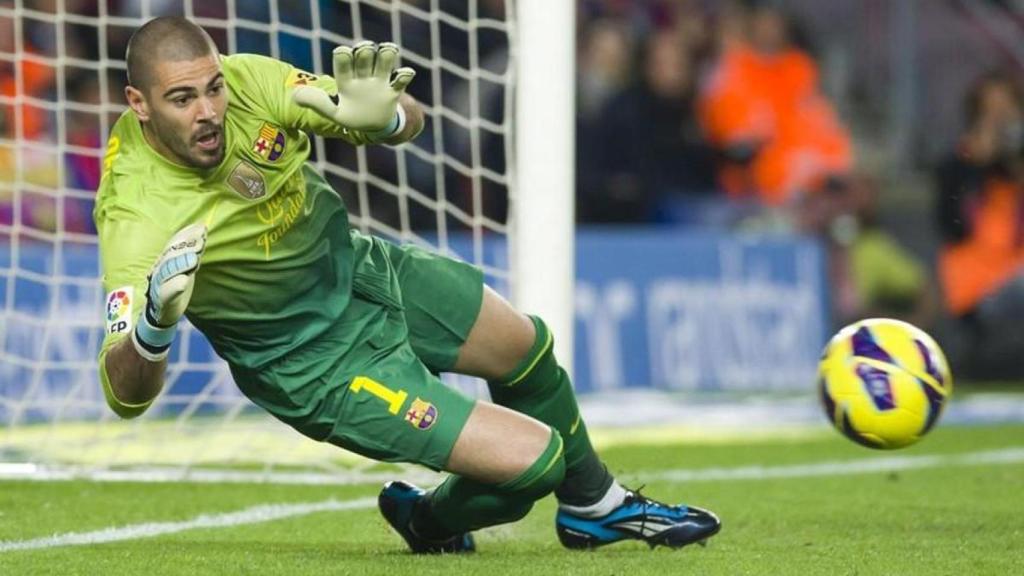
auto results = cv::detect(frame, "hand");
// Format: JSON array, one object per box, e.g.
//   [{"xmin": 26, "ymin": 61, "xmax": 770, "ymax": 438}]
[
  {"xmin": 291, "ymin": 41, "xmax": 416, "ymax": 133},
  {"xmin": 133, "ymin": 223, "xmax": 206, "ymax": 361},
  {"xmin": 145, "ymin": 223, "xmax": 207, "ymax": 328}
]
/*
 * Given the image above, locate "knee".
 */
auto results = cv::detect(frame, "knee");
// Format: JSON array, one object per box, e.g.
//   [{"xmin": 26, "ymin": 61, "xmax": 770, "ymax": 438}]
[
  {"xmin": 525, "ymin": 429, "xmax": 566, "ymax": 500},
  {"xmin": 493, "ymin": 316, "xmax": 558, "ymax": 388},
  {"xmin": 498, "ymin": 427, "xmax": 566, "ymax": 502}
]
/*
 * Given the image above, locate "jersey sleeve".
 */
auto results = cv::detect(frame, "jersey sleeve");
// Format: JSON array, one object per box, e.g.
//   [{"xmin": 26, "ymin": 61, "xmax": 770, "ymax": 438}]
[
  {"xmin": 94, "ymin": 195, "xmax": 168, "ymax": 418},
  {"xmin": 221, "ymin": 53, "xmax": 375, "ymax": 145}
]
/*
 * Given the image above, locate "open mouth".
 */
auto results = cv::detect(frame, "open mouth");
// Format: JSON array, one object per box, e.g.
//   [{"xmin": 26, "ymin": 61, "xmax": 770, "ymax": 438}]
[{"xmin": 195, "ymin": 130, "xmax": 221, "ymax": 151}]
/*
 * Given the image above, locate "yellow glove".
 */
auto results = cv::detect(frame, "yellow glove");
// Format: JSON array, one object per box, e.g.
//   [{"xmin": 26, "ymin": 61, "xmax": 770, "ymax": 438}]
[
  {"xmin": 132, "ymin": 223, "xmax": 206, "ymax": 361},
  {"xmin": 291, "ymin": 41, "xmax": 415, "ymax": 137}
]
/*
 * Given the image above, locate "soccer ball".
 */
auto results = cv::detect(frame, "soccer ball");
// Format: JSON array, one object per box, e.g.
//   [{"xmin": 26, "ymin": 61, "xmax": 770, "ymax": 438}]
[{"xmin": 818, "ymin": 318, "xmax": 953, "ymax": 449}]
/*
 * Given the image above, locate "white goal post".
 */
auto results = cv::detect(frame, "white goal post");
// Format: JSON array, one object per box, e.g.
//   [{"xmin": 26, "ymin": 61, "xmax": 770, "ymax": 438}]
[
  {"xmin": 512, "ymin": 0, "xmax": 574, "ymax": 368},
  {"xmin": 0, "ymin": 0, "xmax": 574, "ymax": 482}
]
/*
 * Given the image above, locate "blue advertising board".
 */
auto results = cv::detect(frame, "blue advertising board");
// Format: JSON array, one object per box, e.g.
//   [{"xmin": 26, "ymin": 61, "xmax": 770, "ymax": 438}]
[
  {"xmin": 572, "ymin": 229, "xmax": 828, "ymax": 393},
  {"xmin": 0, "ymin": 229, "xmax": 829, "ymax": 421}
]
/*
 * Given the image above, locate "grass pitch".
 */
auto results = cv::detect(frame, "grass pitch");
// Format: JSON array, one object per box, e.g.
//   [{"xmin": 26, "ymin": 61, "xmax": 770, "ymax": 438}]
[{"xmin": 1, "ymin": 424, "xmax": 1022, "ymax": 575}]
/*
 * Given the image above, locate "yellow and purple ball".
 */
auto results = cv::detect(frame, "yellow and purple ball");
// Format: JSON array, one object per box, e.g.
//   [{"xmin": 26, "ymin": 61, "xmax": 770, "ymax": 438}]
[{"xmin": 818, "ymin": 318, "xmax": 953, "ymax": 449}]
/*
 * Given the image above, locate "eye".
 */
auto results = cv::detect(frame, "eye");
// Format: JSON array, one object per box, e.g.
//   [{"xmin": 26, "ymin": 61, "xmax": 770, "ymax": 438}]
[
  {"xmin": 173, "ymin": 96, "xmax": 192, "ymax": 107},
  {"xmin": 208, "ymin": 84, "xmax": 223, "ymax": 96}
]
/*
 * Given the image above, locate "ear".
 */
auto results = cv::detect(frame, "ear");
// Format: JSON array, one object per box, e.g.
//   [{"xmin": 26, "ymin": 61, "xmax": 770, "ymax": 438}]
[{"xmin": 125, "ymin": 86, "xmax": 150, "ymax": 122}]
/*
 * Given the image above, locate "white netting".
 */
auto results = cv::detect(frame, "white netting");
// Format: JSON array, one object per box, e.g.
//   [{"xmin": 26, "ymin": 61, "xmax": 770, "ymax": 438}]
[{"xmin": 0, "ymin": 0, "xmax": 515, "ymax": 481}]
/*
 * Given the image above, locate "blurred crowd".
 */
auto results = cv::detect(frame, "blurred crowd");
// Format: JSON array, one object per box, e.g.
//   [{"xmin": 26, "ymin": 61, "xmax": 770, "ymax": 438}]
[
  {"xmin": 576, "ymin": 0, "xmax": 1024, "ymax": 380},
  {"xmin": 577, "ymin": 1, "xmax": 935, "ymax": 333},
  {"xmin": 4, "ymin": 0, "xmax": 1024, "ymax": 379},
  {"xmin": 934, "ymin": 71, "xmax": 1024, "ymax": 379},
  {"xmin": 577, "ymin": 0, "xmax": 852, "ymax": 220}
]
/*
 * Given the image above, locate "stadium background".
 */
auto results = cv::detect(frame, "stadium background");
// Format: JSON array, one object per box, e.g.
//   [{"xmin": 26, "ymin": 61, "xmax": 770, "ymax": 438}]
[
  {"xmin": 6, "ymin": 0, "xmax": 1024, "ymax": 400},
  {"xmin": 1, "ymin": 1, "xmax": 1023, "ymax": 573}
]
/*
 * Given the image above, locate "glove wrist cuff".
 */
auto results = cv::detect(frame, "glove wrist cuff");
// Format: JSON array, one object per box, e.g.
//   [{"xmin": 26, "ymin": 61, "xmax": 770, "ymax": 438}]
[
  {"xmin": 367, "ymin": 105, "xmax": 406, "ymax": 143},
  {"xmin": 133, "ymin": 312, "xmax": 177, "ymax": 361}
]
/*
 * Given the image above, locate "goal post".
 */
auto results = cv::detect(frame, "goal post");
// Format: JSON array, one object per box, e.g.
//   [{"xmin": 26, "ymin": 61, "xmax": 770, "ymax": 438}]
[
  {"xmin": 0, "ymin": 0, "xmax": 575, "ymax": 482},
  {"xmin": 512, "ymin": 0, "xmax": 575, "ymax": 369}
]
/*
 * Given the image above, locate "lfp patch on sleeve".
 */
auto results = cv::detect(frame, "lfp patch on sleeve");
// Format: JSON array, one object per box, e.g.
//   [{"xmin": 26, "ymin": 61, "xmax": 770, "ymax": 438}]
[{"xmin": 105, "ymin": 286, "xmax": 134, "ymax": 335}]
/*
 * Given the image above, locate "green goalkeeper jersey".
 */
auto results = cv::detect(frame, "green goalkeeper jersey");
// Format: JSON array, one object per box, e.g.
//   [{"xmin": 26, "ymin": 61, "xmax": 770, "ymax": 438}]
[{"xmin": 95, "ymin": 53, "xmax": 384, "ymax": 417}]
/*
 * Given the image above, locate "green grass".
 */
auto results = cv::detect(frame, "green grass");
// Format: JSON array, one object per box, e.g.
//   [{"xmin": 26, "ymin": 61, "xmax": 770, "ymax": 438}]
[{"xmin": 2, "ymin": 424, "xmax": 1023, "ymax": 575}]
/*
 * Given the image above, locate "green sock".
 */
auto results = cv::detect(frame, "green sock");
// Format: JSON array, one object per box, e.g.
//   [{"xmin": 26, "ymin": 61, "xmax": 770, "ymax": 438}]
[
  {"xmin": 487, "ymin": 316, "xmax": 615, "ymax": 507},
  {"xmin": 414, "ymin": 428, "xmax": 565, "ymax": 538}
]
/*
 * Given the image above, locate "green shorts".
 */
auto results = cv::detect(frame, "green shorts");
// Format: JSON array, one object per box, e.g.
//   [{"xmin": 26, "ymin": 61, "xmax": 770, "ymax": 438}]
[{"xmin": 320, "ymin": 231, "xmax": 485, "ymax": 470}]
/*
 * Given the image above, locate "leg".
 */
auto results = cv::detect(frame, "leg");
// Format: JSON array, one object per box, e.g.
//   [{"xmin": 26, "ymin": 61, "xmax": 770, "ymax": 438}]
[
  {"xmin": 445, "ymin": 401, "xmax": 551, "ymax": 483},
  {"xmin": 450, "ymin": 285, "xmax": 535, "ymax": 379},
  {"xmin": 453, "ymin": 288, "xmax": 721, "ymax": 550},
  {"xmin": 404, "ymin": 401, "xmax": 566, "ymax": 537},
  {"xmin": 374, "ymin": 235, "xmax": 719, "ymax": 549},
  {"xmin": 338, "ymin": 243, "xmax": 569, "ymax": 553},
  {"xmin": 375, "ymin": 235, "xmax": 623, "ymax": 515},
  {"xmin": 311, "ymin": 259, "xmax": 565, "ymax": 556},
  {"xmin": 326, "ymin": 315, "xmax": 566, "ymax": 552},
  {"xmin": 453, "ymin": 287, "xmax": 617, "ymax": 508}
]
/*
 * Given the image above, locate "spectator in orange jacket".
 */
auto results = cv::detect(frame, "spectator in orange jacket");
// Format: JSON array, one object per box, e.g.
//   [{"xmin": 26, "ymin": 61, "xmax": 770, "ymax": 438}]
[
  {"xmin": 936, "ymin": 71, "xmax": 1024, "ymax": 379},
  {"xmin": 698, "ymin": 3, "xmax": 852, "ymax": 206}
]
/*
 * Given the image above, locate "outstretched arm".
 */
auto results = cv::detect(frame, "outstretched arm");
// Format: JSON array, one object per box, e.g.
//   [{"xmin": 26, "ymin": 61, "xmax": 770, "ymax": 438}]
[{"xmin": 99, "ymin": 223, "xmax": 207, "ymax": 418}]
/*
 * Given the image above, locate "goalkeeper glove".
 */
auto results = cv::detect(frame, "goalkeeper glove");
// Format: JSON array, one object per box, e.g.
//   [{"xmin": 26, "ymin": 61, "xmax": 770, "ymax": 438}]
[
  {"xmin": 291, "ymin": 41, "xmax": 416, "ymax": 140},
  {"xmin": 132, "ymin": 223, "xmax": 207, "ymax": 362}
]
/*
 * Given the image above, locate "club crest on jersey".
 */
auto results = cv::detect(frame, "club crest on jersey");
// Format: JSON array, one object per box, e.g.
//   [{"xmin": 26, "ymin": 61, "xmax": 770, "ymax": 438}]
[
  {"xmin": 253, "ymin": 123, "xmax": 286, "ymax": 161},
  {"xmin": 404, "ymin": 398, "xmax": 438, "ymax": 431},
  {"xmin": 285, "ymin": 68, "xmax": 320, "ymax": 87},
  {"xmin": 105, "ymin": 286, "xmax": 133, "ymax": 334},
  {"xmin": 227, "ymin": 161, "xmax": 267, "ymax": 200}
]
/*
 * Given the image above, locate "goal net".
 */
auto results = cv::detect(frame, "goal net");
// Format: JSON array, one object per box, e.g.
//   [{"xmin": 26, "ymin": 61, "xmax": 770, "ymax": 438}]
[{"xmin": 0, "ymin": 0, "xmax": 516, "ymax": 483}]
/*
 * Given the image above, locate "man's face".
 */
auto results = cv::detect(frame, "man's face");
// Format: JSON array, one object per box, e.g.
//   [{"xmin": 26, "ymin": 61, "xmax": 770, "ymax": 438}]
[
  {"xmin": 981, "ymin": 83, "xmax": 1022, "ymax": 127},
  {"xmin": 128, "ymin": 53, "xmax": 228, "ymax": 169},
  {"xmin": 750, "ymin": 9, "xmax": 788, "ymax": 55},
  {"xmin": 645, "ymin": 33, "xmax": 691, "ymax": 99}
]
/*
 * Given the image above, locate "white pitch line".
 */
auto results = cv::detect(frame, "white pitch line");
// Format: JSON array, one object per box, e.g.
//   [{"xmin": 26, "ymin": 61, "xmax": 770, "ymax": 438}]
[
  {"xmin": 3, "ymin": 447, "xmax": 1023, "ymax": 553},
  {"xmin": 0, "ymin": 464, "xmax": 439, "ymax": 487},
  {"xmin": 0, "ymin": 497, "xmax": 376, "ymax": 553},
  {"xmin": 635, "ymin": 447, "xmax": 1024, "ymax": 483}
]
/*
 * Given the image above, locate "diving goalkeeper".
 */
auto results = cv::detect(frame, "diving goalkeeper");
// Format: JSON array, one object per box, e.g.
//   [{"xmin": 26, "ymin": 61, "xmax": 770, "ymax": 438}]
[{"xmin": 95, "ymin": 16, "xmax": 720, "ymax": 552}]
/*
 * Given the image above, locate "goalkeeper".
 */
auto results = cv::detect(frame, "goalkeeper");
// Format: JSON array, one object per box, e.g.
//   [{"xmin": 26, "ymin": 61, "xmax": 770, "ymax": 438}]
[{"xmin": 95, "ymin": 16, "xmax": 720, "ymax": 552}]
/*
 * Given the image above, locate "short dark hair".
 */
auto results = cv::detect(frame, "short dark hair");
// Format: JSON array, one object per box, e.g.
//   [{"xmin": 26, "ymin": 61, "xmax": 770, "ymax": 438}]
[{"xmin": 126, "ymin": 17, "xmax": 218, "ymax": 92}]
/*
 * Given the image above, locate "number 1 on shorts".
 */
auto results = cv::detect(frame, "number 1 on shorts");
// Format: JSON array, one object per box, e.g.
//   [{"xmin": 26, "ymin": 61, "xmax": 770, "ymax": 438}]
[{"xmin": 350, "ymin": 376, "xmax": 408, "ymax": 415}]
